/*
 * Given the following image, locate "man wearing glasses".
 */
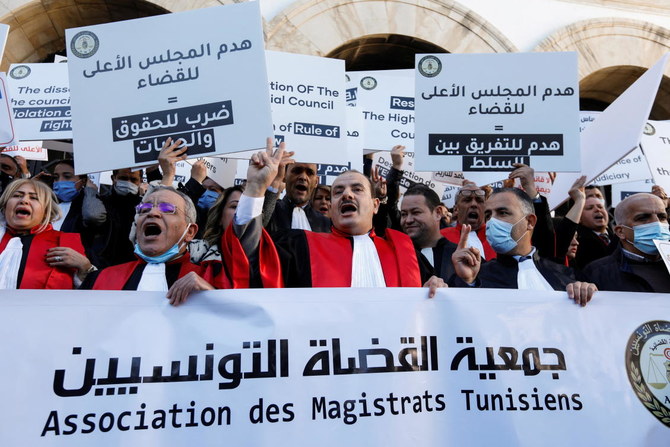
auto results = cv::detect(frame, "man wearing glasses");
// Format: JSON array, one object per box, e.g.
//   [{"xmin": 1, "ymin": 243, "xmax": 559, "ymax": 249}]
[
  {"xmin": 80, "ymin": 186, "xmax": 223, "ymax": 304},
  {"xmin": 440, "ymin": 183, "xmax": 497, "ymax": 261}
]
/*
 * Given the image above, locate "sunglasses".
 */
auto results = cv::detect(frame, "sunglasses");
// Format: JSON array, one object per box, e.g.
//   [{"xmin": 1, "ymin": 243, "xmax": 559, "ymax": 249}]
[
  {"xmin": 458, "ymin": 189, "xmax": 486, "ymax": 198},
  {"xmin": 135, "ymin": 202, "xmax": 180, "ymax": 215}
]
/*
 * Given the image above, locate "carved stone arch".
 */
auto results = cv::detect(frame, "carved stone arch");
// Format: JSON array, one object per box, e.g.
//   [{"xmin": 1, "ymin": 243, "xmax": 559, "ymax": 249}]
[
  {"xmin": 0, "ymin": 0, "xmax": 176, "ymax": 70},
  {"xmin": 265, "ymin": 0, "xmax": 517, "ymax": 59},
  {"xmin": 536, "ymin": 18, "xmax": 670, "ymax": 118}
]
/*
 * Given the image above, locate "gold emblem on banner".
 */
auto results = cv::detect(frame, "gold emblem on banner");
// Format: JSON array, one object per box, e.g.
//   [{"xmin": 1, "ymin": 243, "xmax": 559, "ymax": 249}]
[{"xmin": 626, "ymin": 320, "xmax": 670, "ymax": 427}]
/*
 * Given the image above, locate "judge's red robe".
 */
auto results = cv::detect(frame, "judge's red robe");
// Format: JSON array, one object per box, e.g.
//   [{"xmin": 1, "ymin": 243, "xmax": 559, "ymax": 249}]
[
  {"xmin": 0, "ymin": 226, "xmax": 85, "ymax": 289},
  {"xmin": 84, "ymin": 254, "xmax": 223, "ymax": 290},
  {"xmin": 440, "ymin": 223, "xmax": 497, "ymax": 261},
  {"xmin": 224, "ymin": 223, "xmax": 423, "ymax": 288}
]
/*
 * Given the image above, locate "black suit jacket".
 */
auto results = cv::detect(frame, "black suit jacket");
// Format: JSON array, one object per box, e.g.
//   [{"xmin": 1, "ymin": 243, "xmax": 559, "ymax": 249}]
[
  {"xmin": 451, "ymin": 250, "xmax": 578, "ymax": 290},
  {"xmin": 574, "ymin": 224, "xmax": 618, "ymax": 270},
  {"xmin": 265, "ymin": 195, "xmax": 331, "ymax": 235}
]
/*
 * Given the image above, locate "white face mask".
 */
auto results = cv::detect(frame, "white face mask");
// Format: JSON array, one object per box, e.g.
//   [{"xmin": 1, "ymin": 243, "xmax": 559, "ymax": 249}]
[{"xmin": 114, "ymin": 180, "xmax": 139, "ymax": 196}]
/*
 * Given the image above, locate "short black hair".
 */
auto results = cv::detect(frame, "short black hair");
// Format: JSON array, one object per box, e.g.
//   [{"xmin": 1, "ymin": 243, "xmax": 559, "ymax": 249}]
[
  {"xmin": 404, "ymin": 184, "xmax": 441, "ymax": 211},
  {"xmin": 490, "ymin": 187, "xmax": 534, "ymax": 216}
]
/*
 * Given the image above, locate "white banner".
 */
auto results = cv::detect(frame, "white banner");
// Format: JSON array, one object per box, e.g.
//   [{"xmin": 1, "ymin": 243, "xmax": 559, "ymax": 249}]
[
  {"xmin": 65, "ymin": 2, "xmax": 272, "ymax": 174},
  {"xmin": 2, "ymin": 288, "xmax": 670, "ymax": 446},
  {"xmin": 8, "ymin": 63, "xmax": 72, "ymax": 139},
  {"xmin": 415, "ymin": 52, "xmax": 580, "ymax": 173},
  {"xmin": 610, "ymin": 179, "xmax": 655, "ymax": 207},
  {"xmin": 1, "ymin": 140, "xmax": 48, "ymax": 160},
  {"xmin": 264, "ymin": 51, "xmax": 346, "ymax": 165}
]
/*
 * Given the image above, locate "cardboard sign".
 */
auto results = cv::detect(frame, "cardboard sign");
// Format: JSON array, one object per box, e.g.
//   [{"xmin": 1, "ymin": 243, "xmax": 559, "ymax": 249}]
[
  {"xmin": 548, "ymin": 54, "xmax": 669, "ymax": 210},
  {"xmin": 640, "ymin": 120, "xmax": 670, "ymax": 193},
  {"xmin": 261, "ymin": 51, "xmax": 347, "ymax": 165},
  {"xmin": 186, "ymin": 156, "xmax": 238, "ymax": 189},
  {"xmin": 610, "ymin": 179, "xmax": 655, "ymax": 207},
  {"xmin": 7, "ymin": 63, "xmax": 71, "ymax": 140},
  {"xmin": 415, "ymin": 52, "xmax": 580, "ymax": 173},
  {"xmin": 356, "ymin": 70, "xmax": 415, "ymax": 152},
  {"xmin": 0, "ymin": 73, "xmax": 18, "ymax": 146},
  {"xmin": 2, "ymin": 141, "xmax": 47, "ymax": 161},
  {"xmin": 65, "ymin": 2, "xmax": 273, "ymax": 174},
  {"xmin": 372, "ymin": 151, "xmax": 446, "ymax": 197},
  {"xmin": 655, "ymin": 240, "xmax": 670, "ymax": 275}
]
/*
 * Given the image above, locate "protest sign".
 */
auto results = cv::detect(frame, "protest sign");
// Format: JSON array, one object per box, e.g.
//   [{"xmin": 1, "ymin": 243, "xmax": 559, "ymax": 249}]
[
  {"xmin": 355, "ymin": 69, "xmax": 415, "ymax": 152},
  {"xmin": 581, "ymin": 112, "xmax": 652, "ymax": 185},
  {"xmin": 655, "ymin": 240, "xmax": 670, "ymax": 275},
  {"xmin": 548, "ymin": 54, "xmax": 669, "ymax": 210},
  {"xmin": 186, "ymin": 156, "xmax": 238, "ymax": 189},
  {"xmin": 65, "ymin": 1, "xmax": 272, "ymax": 174},
  {"xmin": 2, "ymin": 140, "xmax": 47, "ymax": 161},
  {"xmin": 0, "ymin": 73, "xmax": 19, "ymax": 147},
  {"xmin": 260, "ymin": 51, "xmax": 347, "ymax": 165},
  {"xmin": 610, "ymin": 179, "xmax": 655, "ymax": 207},
  {"xmin": 415, "ymin": 52, "xmax": 580, "ymax": 173},
  {"xmin": 7, "ymin": 63, "xmax": 71, "ymax": 140},
  {"xmin": 640, "ymin": 120, "xmax": 670, "ymax": 192},
  {"xmin": 372, "ymin": 151, "xmax": 446, "ymax": 197},
  {"xmin": 1, "ymin": 288, "xmax": 669, "ymax": 446},
  {"xmin": 0, "ymin": 24, "xmax": 8, "ymax": 60}
]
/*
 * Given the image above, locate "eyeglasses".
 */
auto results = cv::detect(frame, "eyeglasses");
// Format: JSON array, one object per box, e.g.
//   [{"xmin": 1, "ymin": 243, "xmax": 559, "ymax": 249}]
[
  {"xmin": 135, "ymin": 202, "xmax": 180, "ymax": 215},
  {"xmin": 457, "ymin": 189, "xmax": 486, "ymax": 198}
]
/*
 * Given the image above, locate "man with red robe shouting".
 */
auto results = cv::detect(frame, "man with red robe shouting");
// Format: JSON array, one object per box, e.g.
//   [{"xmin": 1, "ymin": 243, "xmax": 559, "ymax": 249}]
[{"xmin": 227, "ymin": 139, "xmax": 445, "ymax": 295}]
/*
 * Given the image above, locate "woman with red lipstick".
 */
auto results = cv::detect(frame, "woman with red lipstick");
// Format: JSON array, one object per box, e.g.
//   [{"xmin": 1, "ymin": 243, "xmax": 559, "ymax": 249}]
[{"xmin": 0, "ymin": 179, "xmax": 93, "ymax": 289}]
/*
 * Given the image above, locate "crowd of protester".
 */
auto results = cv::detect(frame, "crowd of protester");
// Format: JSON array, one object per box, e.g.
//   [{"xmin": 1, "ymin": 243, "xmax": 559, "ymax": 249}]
[{"xmin": 0, "ymin": 136, "xmax": 667, "ymax": 302}]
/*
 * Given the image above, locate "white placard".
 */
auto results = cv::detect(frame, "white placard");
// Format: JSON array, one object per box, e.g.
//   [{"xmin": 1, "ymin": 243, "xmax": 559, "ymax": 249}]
[
  {"xmin": 1, "ymin": 140, "xmax": 47, "ymax": 161},
  {"xmin": 415, "ymin": 52, "xmax": 580, "ymax": 173},
  {"xmin": 263, "ymin": 51, "xmax": 346, "ymax": 165},
  {"xmin": 372, "ymin": 151, "xmax": 446, "ymax": 197},
  {"xmin": 584, "ymin": 111, "xmax": 652, "ymax": 185},
  {"xmin": 186, "ymin": 156, "xmax": 238, "ymax": 189},
  {"xmin": 7, "ymin": 63, "xmax": 71, "ymax": 140},
  {"xmin": 0, "ymin": 24, "xmax": 8, "ymax": 62},
  {"xmin": 610, "ymin": 179, "xmax": 655, "ymax": 207},
  {"xmin": 65, "ymin": 2, "xmax": 273, "ymax": 174},
  {"xmin": 2, "ymin": 288, "xmax": 670, "ymax": 446},
  {"xmin": 356, "ymin": 70, "xmax": 415, "ymax": 152},
  {"xmin": 548, "ymin": 54, "xmax": 669, "ymax": 210},
  {"xmin": 0, "ymin": 73, "xmax": 18, "ymax": 146},
  {"xmin": 641, "ymin": 120, "xmax": 670, "ymax": 193},
  {"xmin": 655, "ymin": 240, "xmax": 670, "ymax": 275}
]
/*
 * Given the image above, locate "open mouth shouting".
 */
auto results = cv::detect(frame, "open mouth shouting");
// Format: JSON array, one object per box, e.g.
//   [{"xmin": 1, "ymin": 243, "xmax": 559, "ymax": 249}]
[
  {"xmin": 339, "ymin": 201, "xmax": 358, "ymax": 217},
  {"xmin": 142, "ymin": 222, "xmax": 163, "ymax": 240}
]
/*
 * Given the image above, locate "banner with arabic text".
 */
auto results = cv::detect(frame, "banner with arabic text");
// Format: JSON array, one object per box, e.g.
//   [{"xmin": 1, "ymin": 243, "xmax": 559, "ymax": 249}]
[{"xmin": 0, "ymin": 288, "xmax": 669, "ymax": 446}]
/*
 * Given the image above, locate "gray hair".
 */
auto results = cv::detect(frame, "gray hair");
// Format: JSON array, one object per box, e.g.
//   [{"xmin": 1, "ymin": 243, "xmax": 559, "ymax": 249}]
[{"xmin": 142, "ymin": 185, "xmax": 197, "ymax": 224}]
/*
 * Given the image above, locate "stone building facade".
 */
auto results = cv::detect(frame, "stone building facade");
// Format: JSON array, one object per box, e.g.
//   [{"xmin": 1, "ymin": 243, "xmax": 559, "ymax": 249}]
[{"xmin": 1, "ymin": 0, "xmax": 669, "ymax": 116}]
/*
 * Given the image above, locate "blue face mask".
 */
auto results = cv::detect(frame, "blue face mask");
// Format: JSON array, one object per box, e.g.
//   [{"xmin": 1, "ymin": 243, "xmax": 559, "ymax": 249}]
[
  {"xmin": 623, "ymin": 222, "xmax": 670, "ymax": 255},
  {"xmin": 197, "ymin": 190, "xmax": 220, "ymax": 209},
  {"xmin": 134, "ymin": 224, "xmax": 191, "ymax": 264},
  {"xmin": 486, "ymin": 216, "xmax": 528, "ymax": 254},
  {"xmin": 53, "ymin": 181, "xmax": 79, "ymax": 202}
]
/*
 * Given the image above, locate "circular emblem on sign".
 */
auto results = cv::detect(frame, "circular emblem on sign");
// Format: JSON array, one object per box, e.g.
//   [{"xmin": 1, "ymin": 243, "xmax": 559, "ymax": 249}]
[
  {"xmin": 360, "ymin": 76, "xmax": 377, "ymax": 90},
  {"xmin": 70, "ymin": 31, "xmax": 99, "ymax": 59},
  {"xmin": 418, "ymin": 55, "xmax": 442, "ymax": 78},
  {"xmin": 9, "ymin": 65, "xmax": 31, "ymax": 80},
  {"xmin": 643, "ymin": 122, "xmax": 656, "ymax": 136},
  {"xmin": 625, "ymin": 320, "xmax": 670, "ymax": 427}
]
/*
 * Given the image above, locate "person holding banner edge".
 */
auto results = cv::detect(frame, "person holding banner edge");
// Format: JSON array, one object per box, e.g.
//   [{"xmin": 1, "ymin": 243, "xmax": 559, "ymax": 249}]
[
  {"xmin": 227, "ymin": 138, "xmax": 446, "ymax": 295},
  {"xmin": 451, "ymin": 187, "xmax": 597, "ymax": 305}
]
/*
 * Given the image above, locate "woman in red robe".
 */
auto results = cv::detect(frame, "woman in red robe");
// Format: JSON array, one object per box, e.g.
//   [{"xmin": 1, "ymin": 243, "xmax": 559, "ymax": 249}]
[{"xmin": 0, "ymin": 179, "xmax": 93, "ymax": 289}]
